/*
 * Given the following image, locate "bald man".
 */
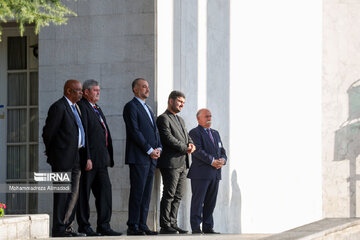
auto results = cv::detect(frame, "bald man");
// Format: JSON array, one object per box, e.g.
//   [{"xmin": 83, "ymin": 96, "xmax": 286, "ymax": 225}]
[
  {"xmin": 187, "ymin": 109, "xmax": 227, "ymax": 234},
  {"xmin": 43, "ymin": 80, "xmax": 86, "ymax": 237}
]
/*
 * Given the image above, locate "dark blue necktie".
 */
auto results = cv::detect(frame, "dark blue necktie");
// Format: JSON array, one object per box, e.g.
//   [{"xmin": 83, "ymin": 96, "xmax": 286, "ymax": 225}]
[{"xmin": 144, "ymin": 103, "xmax": 154, "ymax": 125}]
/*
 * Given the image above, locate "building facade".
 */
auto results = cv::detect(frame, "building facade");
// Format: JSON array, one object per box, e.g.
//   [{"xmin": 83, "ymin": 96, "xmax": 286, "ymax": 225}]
[{"xmin": 0, "ymin": 0, "xmax": 327, "ymax": 234}]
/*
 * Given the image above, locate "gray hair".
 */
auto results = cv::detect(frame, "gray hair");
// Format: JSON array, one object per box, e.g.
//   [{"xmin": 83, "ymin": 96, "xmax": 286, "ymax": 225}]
[{"xmin": 83, "ymin": 79, "xmax": 99, "ymax": 91}]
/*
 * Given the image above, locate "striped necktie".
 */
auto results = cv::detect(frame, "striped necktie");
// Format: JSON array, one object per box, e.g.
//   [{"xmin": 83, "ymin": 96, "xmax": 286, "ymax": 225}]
[{"xmin": 207, "ymin": 128, "xmax": 215, "ymax": 145}]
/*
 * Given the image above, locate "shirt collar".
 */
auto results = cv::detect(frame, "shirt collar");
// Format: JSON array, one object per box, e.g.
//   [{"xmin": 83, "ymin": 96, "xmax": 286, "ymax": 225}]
[
  {"xmin": 64, "ymin": 96, "xmax": 74, "ymax": 107},
  {"xmin": 135, "ymin": 96, "xmax": 146, "ymax": 105},
  {"xmin": 166, "ymin": 109, "xmax": 176, "ymax": 116},
  {"xmin": 88, "ymin": 100, "xmax": 96, "ymax": 108},
  {"xmin": 203, "ymin": 127, "xmax": 210, "ymax": 132}
]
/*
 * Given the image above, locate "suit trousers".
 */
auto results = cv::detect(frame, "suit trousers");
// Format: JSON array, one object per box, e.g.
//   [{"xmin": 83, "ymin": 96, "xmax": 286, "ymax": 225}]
[
  {"xmin": 76, "ymin": 167, "xmax": 112, "ymax": 232},
  {"xmin": 190, "ymin": 178, "xmax": 219, "ymax": 231},
  {"xmin": 159, "ymin": 164, "xmax": 187, "ymax": 228},
  {"xmin": 52, "ymin": 162, "xmax": 81, "ymax": 234},
  {"xmin": 127, "ymin": 163, "xmax": 156, "ymax": 230}
]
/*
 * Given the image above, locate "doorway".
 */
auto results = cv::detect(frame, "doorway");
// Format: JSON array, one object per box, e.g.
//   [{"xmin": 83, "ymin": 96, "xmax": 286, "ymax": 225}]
[{"xmin": 0, "ymin": 27, "xmax": 39, "ymax": 213}]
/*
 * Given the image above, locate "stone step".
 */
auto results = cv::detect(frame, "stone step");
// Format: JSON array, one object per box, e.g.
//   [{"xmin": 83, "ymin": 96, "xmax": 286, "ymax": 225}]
[
  {"xmin": 262, "ymin": 218, "xmax": 360, "ymax": 240},
  {"xmin": 3, "ymin": 216, "xmax": 360, "ymax": 240},
  {"xmin": 0, "ymin": 214, "xmax": 49, "ymax": 240}
]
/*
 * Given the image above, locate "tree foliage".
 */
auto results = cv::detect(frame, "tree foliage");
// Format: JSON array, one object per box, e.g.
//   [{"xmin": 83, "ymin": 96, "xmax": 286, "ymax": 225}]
[{"xmin": 0, "ymin": 0, "xmax": 76, "ymax": 39}]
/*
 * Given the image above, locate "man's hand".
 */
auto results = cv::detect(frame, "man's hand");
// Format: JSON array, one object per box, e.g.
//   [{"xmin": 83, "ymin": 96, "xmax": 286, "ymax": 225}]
[
  {"xmin": 211, "ymin": 159, "xmax": 224, "ymax": 169},
  {"xmin": 187, "ymin": 143, "xmax": 196, "ymax": 154},
  {"xmin": 219, "ymin": 158, "xmax": 226, "ymax": 165},
  {"xmin": 85, "ymin": 159, "xmax": 93, "ymax": 171},
  {"xmin": 150, "ymin": 148, "xmax": 161, "ymax": 159}
]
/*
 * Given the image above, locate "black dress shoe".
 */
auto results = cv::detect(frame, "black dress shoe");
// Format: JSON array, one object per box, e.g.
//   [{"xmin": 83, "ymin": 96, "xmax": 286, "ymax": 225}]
[
  {"xmin": 66, "ymin": 227, "xmax": 87, "ymax": 237},
  {"xmin": 80, "ymin": 227, "xmax": 102, "ymax": 236},
  {"xmin": 140, "ymin": 228, "xmax": 158, "ymax": 235},
  {"xmin": 172, "ymin": 226, "xmax": 188, "ymax": 234},
  {"xmin": 203, "ymin": 228, "xmax": 220, "ymax": 234},
  {"xmin": 160, "ymin": 226, "xmax": 178, "ymax": 234},
  {"xmin": 52, "ymin": 231, "xmax": 73, "ymax": 237},
  {"xmin": 192, "ymin": 229, "xmax": 203, "ymax": 234},
  {"xmin": 98, "ymin": 229, "xmax": 122, "ymax": 236},
  {"xmin": 127, "ymin": 228, "xmax": 145, "ymax": 236}
]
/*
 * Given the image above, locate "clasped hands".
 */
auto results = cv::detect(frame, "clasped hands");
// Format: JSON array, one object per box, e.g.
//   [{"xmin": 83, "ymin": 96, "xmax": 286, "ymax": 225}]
[
  {"xmin": 150, "ymin": 148, "xmax": 161, "ymax": 159},
  {"xmin": 211, "ymin": 158, "xmax": 225, "ymax": 169}
]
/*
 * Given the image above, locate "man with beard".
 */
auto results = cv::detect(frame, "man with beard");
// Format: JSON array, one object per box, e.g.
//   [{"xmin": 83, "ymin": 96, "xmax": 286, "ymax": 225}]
[
  {"xmin": 156, "ymin": 91, "xmax": 195, "ymax": 234},
  {"xmin": 123, "ymin": 78, "xmax": 162, "ymax": 235}
]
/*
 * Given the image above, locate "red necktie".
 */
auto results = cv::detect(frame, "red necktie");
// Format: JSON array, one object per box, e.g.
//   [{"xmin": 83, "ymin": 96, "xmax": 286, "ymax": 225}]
[{"xmin": 93, "ymin": 106, "xmax": 108, "ymax": 146}]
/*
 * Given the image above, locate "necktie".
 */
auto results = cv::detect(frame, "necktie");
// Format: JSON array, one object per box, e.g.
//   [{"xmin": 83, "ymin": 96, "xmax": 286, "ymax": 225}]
[
  {"xmin": 93, "ymin": 105, "xmax": 108, "ymax": 146},
  {"xmin": 207, "ymin": 128, "xmax": 215, "ymax": 145},
  {"xmin": 144, "ymin": 103, "xmax": 154, "ymax": 126},
  {"xmin": 71, "ymin": 104, "xmax": 85, "ymax": 147}
]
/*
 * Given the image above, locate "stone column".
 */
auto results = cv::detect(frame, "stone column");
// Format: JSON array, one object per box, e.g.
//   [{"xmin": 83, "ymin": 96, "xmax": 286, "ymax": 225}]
[
  {"xmin": 323, "ymin": 0, "xmax": 360, "ymax": 218},
  {"xmin": 206, "ymin": 0, "xmax": 231, "ymax": 233}
]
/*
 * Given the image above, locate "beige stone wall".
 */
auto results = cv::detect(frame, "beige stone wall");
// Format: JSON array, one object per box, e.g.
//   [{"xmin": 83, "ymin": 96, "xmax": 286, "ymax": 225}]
[{"xmin": 323, "ymin": 0, "xmax": 360, "ymax": 217}]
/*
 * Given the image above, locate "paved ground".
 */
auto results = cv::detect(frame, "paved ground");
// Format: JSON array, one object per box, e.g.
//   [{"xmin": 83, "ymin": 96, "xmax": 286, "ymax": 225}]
[
  {"xmin": 42, "ymin": 218, "xmax": 360, "ymax": 239},
  {"xmin": 7, "ymin": 216, "xmax": 360, "ymax": 239},
  {"xmin": 44, "ymin": 233, "xmax": 271, "ymax": 240}
]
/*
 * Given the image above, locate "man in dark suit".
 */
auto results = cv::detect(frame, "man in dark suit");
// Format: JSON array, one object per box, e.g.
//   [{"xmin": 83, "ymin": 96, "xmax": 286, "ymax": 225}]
[
  {"xmin": 123, "ymin": 78, "xmax": 162, "ymax": 236},
  {"xmin": 42, "ymin": 79, "xmax": 86, "ymax": 237},
  {"xmin": 156, "ymin": 91, "xmax": 195, "ymax": 234},
  {"xmin": 188, "ymin": 108, "xmax": 227, "ymax": 234},
  {"xmin": 76, "ymin": 79, "xmax": 122, "ymax": 236}
]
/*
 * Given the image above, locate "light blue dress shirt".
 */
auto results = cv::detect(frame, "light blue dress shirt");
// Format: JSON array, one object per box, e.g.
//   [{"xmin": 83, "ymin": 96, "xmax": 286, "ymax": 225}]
[
  {"xmin": 65, "ymin": 96, "xmax": 85, "ymax": 148},
  {"xmin": 135, "ymin": 97, "xmax": 161, "ymax": 155}
]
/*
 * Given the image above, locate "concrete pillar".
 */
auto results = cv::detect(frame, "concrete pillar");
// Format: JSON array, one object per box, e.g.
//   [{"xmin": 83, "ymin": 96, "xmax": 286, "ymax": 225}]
[
  {"xmin": 323, "ymin": 0, "xmax": 360, "ymax": 218},
  {"xmin": 206, "ymin": 0, "xmax": 231, "ymax": 233},
  {"xmin": 157, "ymin": 0, "xmax": 231, "ymax": 233}
]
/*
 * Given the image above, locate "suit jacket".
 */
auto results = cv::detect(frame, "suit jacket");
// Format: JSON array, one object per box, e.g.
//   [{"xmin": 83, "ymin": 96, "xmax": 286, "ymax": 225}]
[
  {"xmin": 156, "ymin": 110, "xmax": 193, "ymax": 168},
  {"xmin": 123, "ymin": 97, "xmax": 162, "ymax": 165},
  {"xmin": 77, "ymin": 98, "xmax": 114, "ymax": 169},
  {"xmin": 42, "ymin": 97, "xmax": 82, "ymax": 171},
  {"xmin": 187, "ymin": 125, "xmax": 227, "ymax": 180}
]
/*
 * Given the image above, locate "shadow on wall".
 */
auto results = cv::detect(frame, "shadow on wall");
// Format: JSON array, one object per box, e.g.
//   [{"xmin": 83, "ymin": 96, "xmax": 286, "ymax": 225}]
[
  {"xmin": 229, "ymin": 170, "xmax": 242, "ymax": 233},
  {"xmin": 334, "ymin": 79, "xmax": 360, "ymax": 217}
]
